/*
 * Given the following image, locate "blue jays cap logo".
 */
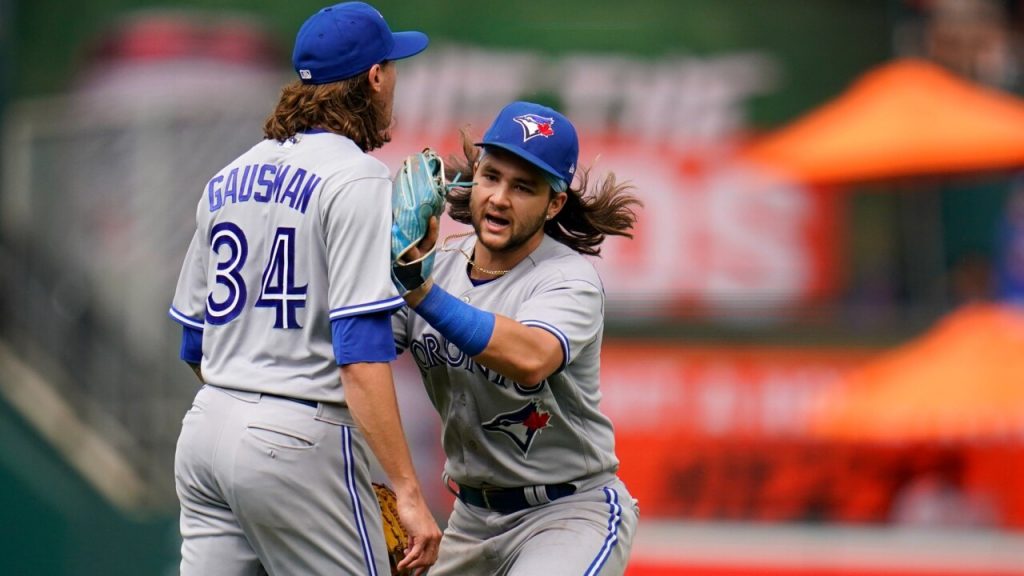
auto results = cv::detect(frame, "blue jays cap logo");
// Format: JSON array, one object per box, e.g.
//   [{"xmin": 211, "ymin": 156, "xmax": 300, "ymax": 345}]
[
  {"xmin": 482, "ymin": 401, "xmax": 551, "ymax": 455},
  {"xmin": 513, "ymin": 114, "xmax": 555, "ymax": 142}
]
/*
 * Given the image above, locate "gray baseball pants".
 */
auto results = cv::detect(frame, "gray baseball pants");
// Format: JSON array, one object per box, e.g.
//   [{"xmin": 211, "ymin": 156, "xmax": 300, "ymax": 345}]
[
  {"xmin": 429, "ymin": 476, "xmax": 638, "ymax": 575},
  {"xmin": 174, "ymin": 384, "xmax": 391, "ymax": 575}
]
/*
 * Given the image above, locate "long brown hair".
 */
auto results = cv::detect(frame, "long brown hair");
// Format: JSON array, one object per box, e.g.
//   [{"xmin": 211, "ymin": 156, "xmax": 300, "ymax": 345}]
[
  {"xmin": 263, "ymin": 70, "xmax": 391, "ymax": 152},
  {"xmin": 445, "ymin": 128, "xmax": 641, "ymax": 256}
]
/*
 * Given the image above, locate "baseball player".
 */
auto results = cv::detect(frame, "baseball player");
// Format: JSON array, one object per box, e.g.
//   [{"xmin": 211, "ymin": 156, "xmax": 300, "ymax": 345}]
[
  {"xmin": 391, "ymin": 101, "xmax": 641, "ymax": 575},
  {"xmin": 167, "ymin": 3, "xmax": 440, "ymax": 574}
]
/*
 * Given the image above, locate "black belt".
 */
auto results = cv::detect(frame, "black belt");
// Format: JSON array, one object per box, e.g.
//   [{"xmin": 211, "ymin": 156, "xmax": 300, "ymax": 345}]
[
  {"xmin": 263, "ymin": 393, "xmax": 318, "ymax": 409},
  {"xmin": 453, "ymin": 481, "xmax": 576, "ymax": 514}
]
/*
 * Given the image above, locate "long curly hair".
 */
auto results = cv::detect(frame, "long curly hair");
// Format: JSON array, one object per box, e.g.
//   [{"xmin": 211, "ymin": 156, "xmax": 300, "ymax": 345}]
[
  {"xmin": 445, "ymin": 128, "xmax": 641, "ymax": 256},
  {"xmin": 262, "ymin": 70, "xmax": 391, "ymax": 152}
]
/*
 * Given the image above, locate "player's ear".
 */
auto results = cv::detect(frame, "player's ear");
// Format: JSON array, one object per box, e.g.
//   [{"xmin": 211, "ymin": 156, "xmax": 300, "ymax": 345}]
[
  {"xmin": 547, "ymin": 191, "xmax": 567, "ymax": 220},
  {"xmin": 367, "ymin": 63, "xmax": 384, "ymax": 93}
]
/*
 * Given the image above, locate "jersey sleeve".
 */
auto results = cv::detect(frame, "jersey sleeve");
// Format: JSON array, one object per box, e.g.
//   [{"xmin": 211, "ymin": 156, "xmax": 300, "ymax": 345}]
[
  {"xmin": 322, "ymin": 173, "xmax": 404, "ymax": 321},
  {"xmin": 515, "ymin": 275, "xmax": 604, "ymax": 373},
  {"xmin": 169, "ymin": 226, "xmax": 208, "ymax": 330}
]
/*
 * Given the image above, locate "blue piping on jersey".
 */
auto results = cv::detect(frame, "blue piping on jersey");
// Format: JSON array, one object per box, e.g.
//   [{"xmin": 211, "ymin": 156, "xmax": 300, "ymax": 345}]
[
  {"xmin": 521, "ymin": 319, "xmax": 569, "ymax": 373},
  {"xmin": 329, "ymin": 296, "xmax": 405, "ymax": 320},
  {"xmin": 342, "ymin": 426, "xmax": 379, "ymax": 576},
  {"xmin": 468, "ymin": 275, "xmax": 499, "ymax": 287},
  {"xmin": 169, "ymin": 306, "xmax": 205, "ymax": 330},
  {"xmin": 584, "ymin": 487, "xmax": 623, "ymax": 576}
]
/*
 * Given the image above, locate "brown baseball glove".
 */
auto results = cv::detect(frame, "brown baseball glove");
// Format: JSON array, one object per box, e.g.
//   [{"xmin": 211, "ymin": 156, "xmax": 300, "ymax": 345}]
[{"xmin": 373, "ymin": 482, "xmax": 409, "ymax": 575}]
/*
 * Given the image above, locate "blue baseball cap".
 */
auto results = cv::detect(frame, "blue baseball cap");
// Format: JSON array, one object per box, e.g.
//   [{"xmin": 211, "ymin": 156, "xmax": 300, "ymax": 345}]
[
  {"xmin": 292, "ymin": 2, "xmax": 428, "ymax": 84},
  {"xmin": 477, "ymin": 101, "xmax": 579, "ymax": 192}
]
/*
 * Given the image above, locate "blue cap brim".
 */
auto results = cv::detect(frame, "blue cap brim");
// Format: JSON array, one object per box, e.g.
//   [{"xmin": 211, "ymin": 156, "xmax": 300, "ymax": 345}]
[
  {"xmin": 388, "ymin": 31, "xmax": 429, "ymax": 61},
  {"xmin": 476, "ymin": 141, "xmax": 565, "ymax": 187}
]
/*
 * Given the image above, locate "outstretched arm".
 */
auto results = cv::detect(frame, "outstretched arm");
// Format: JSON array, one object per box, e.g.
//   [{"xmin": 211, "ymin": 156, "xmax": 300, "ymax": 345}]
[
  {"xmin": 340, "ymin": 361, "xmax": 441, "ymax": 574},
  {"xmin": 403, "ymin": 281, "xmax": 561, "ymax": 388},
  {"xmin": 396, "ymin": 218, "xmax": 564, "ymax": 388}
]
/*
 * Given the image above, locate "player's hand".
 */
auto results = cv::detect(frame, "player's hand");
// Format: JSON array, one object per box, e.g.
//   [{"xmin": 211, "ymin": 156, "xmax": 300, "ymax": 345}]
[
  {"xmin": 395, "ymin": 492, "xmax": 442, "ymax": 575},
  {"xmin": 392, "ymin": 216, "xmax": 440, "ymax": 296},
  {"xmin": 397, "ymin": 216, "xmax": 439, "ymax": 265}
]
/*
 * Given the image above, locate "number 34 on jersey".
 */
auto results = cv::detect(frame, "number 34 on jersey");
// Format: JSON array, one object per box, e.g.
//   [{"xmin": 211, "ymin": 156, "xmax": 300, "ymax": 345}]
[{"xmin": 206, "ymin": 222, "xmax": 308, "ymax": 330}]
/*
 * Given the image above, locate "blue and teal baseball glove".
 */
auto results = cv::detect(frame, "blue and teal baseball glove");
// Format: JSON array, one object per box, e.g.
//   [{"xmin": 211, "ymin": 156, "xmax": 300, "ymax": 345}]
[{"xmin": 391, "ymin": 149, "xmax": 453, "ymax": 294}]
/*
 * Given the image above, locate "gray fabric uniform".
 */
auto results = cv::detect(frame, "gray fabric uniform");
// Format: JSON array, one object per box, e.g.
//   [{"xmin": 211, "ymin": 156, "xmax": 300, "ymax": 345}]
[
  {"xmin": 393, "ymin": 234, "xmax": 639, "ymax": 575},
  {"xmin": 170, "ymin": 131, "xmax": 402, "ymax": 575}
]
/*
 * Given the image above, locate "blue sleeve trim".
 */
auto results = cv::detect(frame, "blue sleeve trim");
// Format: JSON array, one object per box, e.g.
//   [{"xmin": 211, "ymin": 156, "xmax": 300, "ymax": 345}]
[
  {"xmin": 329, "ymin": 296, "xmax": 405, "ymax": 320},
  {"xmin": 169, "ymin": 306, "xmax": 205, "ymax": 330},
  {"xmin": 332, "ymin": 311, "xmax": 398, "ymax": 365},
  {"xmin": 180, "ymin": 325, "xmax": 203, "ymax": 364},
  {"xmin": 521, "ymin": 320, "xmax": 570, "ymax": 372}
]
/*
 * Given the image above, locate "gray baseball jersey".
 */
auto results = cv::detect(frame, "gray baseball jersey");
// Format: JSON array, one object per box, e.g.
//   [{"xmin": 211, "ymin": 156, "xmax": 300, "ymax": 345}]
[
  {"xmin": 392, "ymin": 233, "xmax": 620, "ymax": 488},
  {"xmin": 169, "ymin": 131, "xmax": 401, "ymax": 576},
  {"xmin": 170, "ymin": 131, "xmax": 403, "ymax": 401},
  {"xmin": 393, "ymin": 232, "xmax": 637, "ymax": 575}
]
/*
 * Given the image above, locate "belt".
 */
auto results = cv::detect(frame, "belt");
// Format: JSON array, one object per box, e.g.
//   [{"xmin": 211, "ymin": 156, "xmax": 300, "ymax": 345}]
[
  {"xmin": 205, "ymin": 385, "xmax": 355, "ymax": 427},
  {"xmin": 261, "ymin": 393, "xmax": 353, "ymax": 426},
  {"xmin": 449, "ymin": 478, "xmax": 576, "ymax": 514},
  {"xmin": 262, "ymin": 393, "xmax": 318, "ymax": 409}
]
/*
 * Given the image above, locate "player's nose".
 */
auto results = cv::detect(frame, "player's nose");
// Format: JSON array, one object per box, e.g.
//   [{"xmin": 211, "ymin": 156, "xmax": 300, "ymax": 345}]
[{"xmin": 488, "ymin": 183, "xmax": 513, "ymax": 207}]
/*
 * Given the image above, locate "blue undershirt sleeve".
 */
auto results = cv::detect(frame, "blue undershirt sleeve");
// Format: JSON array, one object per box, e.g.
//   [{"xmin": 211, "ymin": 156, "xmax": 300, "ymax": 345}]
[
  {"xmin": 180, "ymin": 325, "xmax": 203, "ymax": 364},
  {"xmin": 332, "ymin": 310, "xmax": 398, "ymax": 365}
]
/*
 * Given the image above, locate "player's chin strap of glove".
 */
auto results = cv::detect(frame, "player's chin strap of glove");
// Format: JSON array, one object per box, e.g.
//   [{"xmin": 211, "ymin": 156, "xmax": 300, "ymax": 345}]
[{"xmin": 390, "ymin": 148, "xmax": 472, "ymax": 294}]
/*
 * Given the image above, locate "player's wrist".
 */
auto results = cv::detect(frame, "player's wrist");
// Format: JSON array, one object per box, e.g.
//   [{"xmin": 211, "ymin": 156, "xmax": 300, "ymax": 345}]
[
  {"xmin": 390, "ymin": 479, "xmax": 424, "ymax": 501},
  {"xmin": 387, "ymin": 477, "xmax": 428, "ymax": 504},
  {"xmin": 411, "ymin": 283, "xmax": 494, "ymax": 356},
  {"xmin": 402, "ymin": 278, "xmax": 434, "ymax": 308}
]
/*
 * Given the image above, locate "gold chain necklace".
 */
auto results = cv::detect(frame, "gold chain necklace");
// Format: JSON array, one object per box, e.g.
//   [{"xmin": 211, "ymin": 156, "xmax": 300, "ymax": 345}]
[{"xmin": 439, "ymin": 231, "xmax": 513, "ymax": 277}]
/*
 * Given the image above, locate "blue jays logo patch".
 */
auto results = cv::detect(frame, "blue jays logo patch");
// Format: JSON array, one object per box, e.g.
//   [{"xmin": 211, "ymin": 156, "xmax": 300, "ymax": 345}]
[
  {"xmin": 482, "ymin": 401, "xmax": 551, "ymax": 455},
  {"xmin": 513, "ymin": 114, "xmax": 555, "ymax": 142}
]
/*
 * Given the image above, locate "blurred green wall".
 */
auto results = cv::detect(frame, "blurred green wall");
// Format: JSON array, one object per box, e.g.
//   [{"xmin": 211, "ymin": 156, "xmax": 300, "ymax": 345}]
[
  {"xmin": 0, "ymin": 396, "xmax": 177, "ymax": 576},
  {"xmin": 10, "ymin": 0, "xmax": 892, "ymax": 128}
]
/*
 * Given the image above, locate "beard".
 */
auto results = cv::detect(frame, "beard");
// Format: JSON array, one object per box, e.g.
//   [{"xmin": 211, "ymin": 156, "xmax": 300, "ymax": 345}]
[{"xmin": 472, "ymin": 208, "xmax": 548, "ymax": 255}]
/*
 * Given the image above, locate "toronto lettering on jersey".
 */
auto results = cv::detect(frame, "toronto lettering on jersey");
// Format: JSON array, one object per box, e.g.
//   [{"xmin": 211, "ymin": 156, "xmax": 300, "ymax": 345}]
[
  {"xmin": 206, "ymin": 163, "xmax": 323, "ymax": 214},
  {"xmin": 409, "ymin": 333, "xmax": 510, "ymax": 389}
]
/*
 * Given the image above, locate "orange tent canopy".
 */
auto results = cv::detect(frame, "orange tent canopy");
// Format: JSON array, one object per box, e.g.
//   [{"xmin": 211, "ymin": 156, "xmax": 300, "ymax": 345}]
[
  {"xmin": 743, "ymin": 59, "xmax": 1024, "ymax": 185},
  {"xmin": 810, "ymin": 304, "xmax": 1024, "ymax": 442}
]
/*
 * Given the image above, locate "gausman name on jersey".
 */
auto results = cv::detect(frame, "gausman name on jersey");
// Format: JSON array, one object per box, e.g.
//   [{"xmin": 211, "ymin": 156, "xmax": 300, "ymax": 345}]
[{"xmin": 207, "ymin": 163, "xmax": 323, "ymax": 214}]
